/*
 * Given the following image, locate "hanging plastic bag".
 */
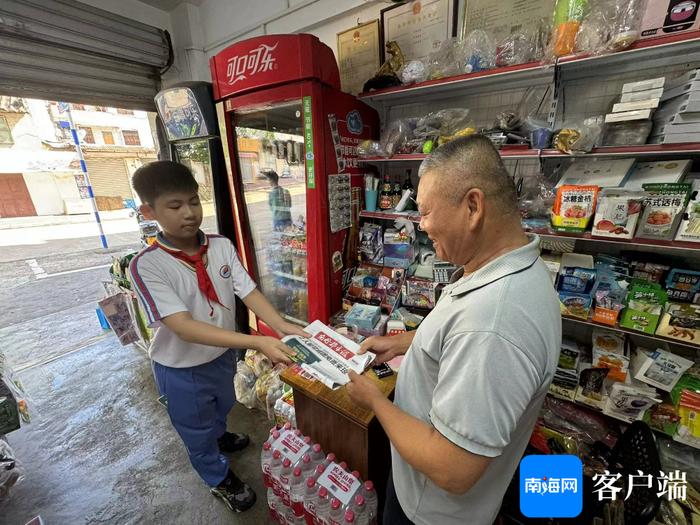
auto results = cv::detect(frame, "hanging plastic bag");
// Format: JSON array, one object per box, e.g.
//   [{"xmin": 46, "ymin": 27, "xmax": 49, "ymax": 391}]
[
  {"xmin": 575, "ymin": 0, "xmax": 646, "ymax": 56},
  {"xmin": 379, "ymin": 118, "xmax": 418, "ymax": 157},
  {"xmin": 0, "ymin": 438, "xmax": 24, "ymax": 503},
  {"xmin": 233, "ymin": 361, "xmax": 258, "ymax": 409},
  {"xmin": 244, "ymin": 349, "xmax": 272, "ymax": 377},
  {"xmin": 547, "ymin": 0, "xmax": 589, "ymax": 60},
  {"xmin": 553, "ymin": 115, "xmax": 604, "ymax": 154},
  {"xmin": 426, "ymin": 38, "xmax": 464, "ymax": 80},
  {"xmin": 463, "ymin": 30, "xmax": 496, "ymax": 73}
]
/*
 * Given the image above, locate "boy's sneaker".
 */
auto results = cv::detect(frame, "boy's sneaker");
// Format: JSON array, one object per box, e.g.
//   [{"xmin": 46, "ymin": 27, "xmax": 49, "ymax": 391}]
[
  {"xmin": 211, "ymin": 470, "xmax": 256, "ymax": 513},
  {"xmin": 217, "ymin": 432, "xmax": 250, "ymax": 453}
]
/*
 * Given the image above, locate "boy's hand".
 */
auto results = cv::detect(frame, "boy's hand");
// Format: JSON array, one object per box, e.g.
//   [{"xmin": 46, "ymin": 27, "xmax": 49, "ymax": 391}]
[
  {"xmin": 252, "ymin": 336, "xmax": 296, "ymax": 365},
  {"xmin": 274, "ymin": 321, "xmax": 308, "ymax": 338}
]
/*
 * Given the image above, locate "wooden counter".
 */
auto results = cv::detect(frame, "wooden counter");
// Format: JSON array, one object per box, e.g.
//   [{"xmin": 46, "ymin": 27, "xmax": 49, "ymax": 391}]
[{"xmin": 281, "ymin": 365, "xmax": 396, "ymax": 510}]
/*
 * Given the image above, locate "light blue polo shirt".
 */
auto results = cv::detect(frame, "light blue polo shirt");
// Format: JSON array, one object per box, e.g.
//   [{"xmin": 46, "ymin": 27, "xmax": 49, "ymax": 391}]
[{"xmin": 392, "ymin": 236, "xmax": 561, "ymax": 525}]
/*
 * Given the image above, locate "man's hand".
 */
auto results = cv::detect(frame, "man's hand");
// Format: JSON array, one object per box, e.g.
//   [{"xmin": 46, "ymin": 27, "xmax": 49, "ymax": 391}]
[
  {"xmin": 346, "ymin": 370, "xmax": 385, "ymax": 411},
  {"xmin": 273, "ymin": 321, "xmax": 308, "ymax": 338},
  {"xmin": 359, "ymin": 331, "xmax": 415, "ymax": 364},
  {"xmin": 252, "ymin": 336, "xmax": 296, "ymax": 366}
]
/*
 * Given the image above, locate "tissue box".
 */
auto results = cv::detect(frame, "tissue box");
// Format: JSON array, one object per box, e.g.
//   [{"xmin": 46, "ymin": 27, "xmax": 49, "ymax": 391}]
[{"xmin": 345, "ymin": 303, "xmax": 381, "ymax": 332}]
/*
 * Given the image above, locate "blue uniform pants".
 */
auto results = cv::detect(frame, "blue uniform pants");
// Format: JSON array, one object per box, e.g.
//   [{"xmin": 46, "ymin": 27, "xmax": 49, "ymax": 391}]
[{"xmin": 153, "ymin": 350, "xmax": 236, "ymax": 487}]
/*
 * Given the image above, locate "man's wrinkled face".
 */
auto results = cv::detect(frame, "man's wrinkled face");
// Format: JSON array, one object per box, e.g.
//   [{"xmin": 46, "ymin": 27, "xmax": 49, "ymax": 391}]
[{"xmin": 417, "ymin": 171, "xmax": 475, "ymax": 265}]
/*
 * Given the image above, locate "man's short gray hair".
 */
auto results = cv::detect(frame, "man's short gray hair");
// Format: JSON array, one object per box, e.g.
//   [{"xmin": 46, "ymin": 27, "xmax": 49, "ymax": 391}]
[{"xmin": 418, "ymin": 134, "xmax": 519, "ymax": 213}]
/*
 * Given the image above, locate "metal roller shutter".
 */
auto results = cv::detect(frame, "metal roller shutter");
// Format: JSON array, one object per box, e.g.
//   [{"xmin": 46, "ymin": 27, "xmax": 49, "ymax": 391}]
[{"xmin": 0, "ymin": 0, "xmax": 172, "ymax": 110}]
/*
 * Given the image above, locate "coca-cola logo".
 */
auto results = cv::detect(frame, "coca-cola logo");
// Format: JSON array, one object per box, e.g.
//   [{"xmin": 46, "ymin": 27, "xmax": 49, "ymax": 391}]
[{"xmin": 226, "ymin": 42, "xmax": 279, "ymax": 84}]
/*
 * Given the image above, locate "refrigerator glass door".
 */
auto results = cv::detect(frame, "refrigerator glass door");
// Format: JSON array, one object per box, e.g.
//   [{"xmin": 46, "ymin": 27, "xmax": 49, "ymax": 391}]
[
  {"xmin": 233, "ymin": 101, "xmax": 308, "ymax": 325},
  {"xmin": 174, "ymin": 140, "xmax": 219, "ymax": 234}
]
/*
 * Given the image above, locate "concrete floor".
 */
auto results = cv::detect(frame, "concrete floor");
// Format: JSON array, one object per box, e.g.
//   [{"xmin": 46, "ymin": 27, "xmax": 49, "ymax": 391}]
[{"xmin": 0, "ymin": 225, "xmax": 274, "ymax": 524}]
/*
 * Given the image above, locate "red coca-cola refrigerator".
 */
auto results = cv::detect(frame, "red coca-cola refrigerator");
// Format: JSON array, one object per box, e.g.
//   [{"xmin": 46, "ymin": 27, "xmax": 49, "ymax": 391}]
[{"xmin": 210, "ymin": 34, "xmax": 379, "ymax": 335}]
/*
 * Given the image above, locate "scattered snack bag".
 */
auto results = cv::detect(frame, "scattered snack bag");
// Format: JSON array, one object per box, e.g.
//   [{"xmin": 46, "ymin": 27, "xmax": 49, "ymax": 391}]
[
  {"xmin": 656, "ymin": 302, "xmax": 700, "ymax": 343},
  {"xmin": 665, "ymin": 268, "xmax": 700, "ymax": 303},
  {"xmin": 619, "ymin": 280, "xmax": 667, "ymax": 334},
  {"xmin": 592, "ymin": 329, "xmax": 629, "ymax": 382},
  {"xmin": 636, "ymin": 183, "xmax": 691, "ymax": 240},
  {"xmin": 559, "ymin": 339, "xmax": 582, "ymax": 370},
  {"xmin": 576, "ymin": 368, "xmax": 610, "ymax": 408},
  {"xmin": 591, "ymin": 189, "xmax": 644, "ymax": 239},
  {"xmin": 630, "ymin": 260, "xmax": 669, "ymax": 283},
  {"xmin": 604, "ymin": 382, "xmax": 661, "ymax": 423},
  {"xmin": 592, "ymin": 271, "xmax": 629, "ymax": 326},
  {"xmin": 551, "ymin": 185, "xmax": 599, "ymax": 233},
  {"xmin": 634, "ymin": 348, "xmax": 694, "ymax": 392},
  {"xmin": 642, "ymin": 402, "xmax": 681, "ymax": 437}
]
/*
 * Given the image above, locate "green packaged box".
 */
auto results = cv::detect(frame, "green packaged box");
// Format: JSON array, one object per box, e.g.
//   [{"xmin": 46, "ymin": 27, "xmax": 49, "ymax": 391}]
[{"xmin": 619, "ymin": 280, "xmax": 667, "ymax": 334}]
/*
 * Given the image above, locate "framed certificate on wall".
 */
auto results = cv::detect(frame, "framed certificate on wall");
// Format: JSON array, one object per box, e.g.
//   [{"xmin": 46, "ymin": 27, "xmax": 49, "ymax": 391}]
[
  {"xmin": 457, "ymin": 0, "xmax": 554, "ymax": 43},
  {"xmin": 337, "ymin": 20, "xmax": 381, "ymax": 96},
  {"xmin": 380, "ymin": 0, "xmax": 457, "ymax": 62}
]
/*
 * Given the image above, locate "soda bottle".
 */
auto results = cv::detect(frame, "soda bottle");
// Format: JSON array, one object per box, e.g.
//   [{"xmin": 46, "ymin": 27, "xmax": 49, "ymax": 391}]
[
  {"xmin": 290, "ymin": 467, "xmax": 306, "ymax": 517},
  {"xmin": 270, "ymin": 450, "xmax": 284, "ymax": 496},
  {"xmin": 328, "ymin": 498, "xmax": 344, "ymax": 525},
  {"xmin": 303, "ymin": 477, "xmax": 318, "ymax": 525},
  {"xmin": 344, "ymin": 510, "xmax": 356, "ymax": 524},
  {"xmin": 280, "ymin": 458, "xmax": 294, "ymax": 505},
  {"xmin": 350, "ymin": 495, "xmax": 368, "ymax": 525},
  {"xmin": 315, "ymin": 487, "xmax": 331, "ymax": 525},
  {"xmin": 362, "ymin": 481, "xmax": 378, "ymax": 525},
  {"xmin": 261, "ymin": 442, "xmax": 274, "ymax": 488}
]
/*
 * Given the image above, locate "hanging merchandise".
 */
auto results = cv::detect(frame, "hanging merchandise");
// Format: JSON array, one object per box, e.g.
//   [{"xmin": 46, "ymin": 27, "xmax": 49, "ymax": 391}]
[
  {"xmin": 0, "ymin": 439, "xmax": 24, "ymax": 504},
  {"xmin": 549, "ymin": 0, "xmax": 589, "ymax": 58},
  {"xmin": 463, "ymin": 30, "xmax": 497, "ymax": 73}
]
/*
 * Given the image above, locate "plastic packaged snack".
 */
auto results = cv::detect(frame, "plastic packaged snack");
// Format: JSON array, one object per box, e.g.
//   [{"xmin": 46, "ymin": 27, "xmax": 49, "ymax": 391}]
[
  {"xmin": 591, "ymin": 189, "xmax": 645, "ymax": 239},
  {"xmin": 462, "ymin": 30, "xmax": 496, "ymax": 73},
  {"xmin": 634, "ymin": 348, "xmax": 694, "ymax": 391},
  {"xmin": 234, "ymin": 361, "xmax": 258, "ymax": 409},
  {"xmin": 357, "ymin": 140, "xmax": 385, "ymax": 158},
  {"xmin": 553, "ymin": 116, "xmax": 604, "ymax": 154},
  {"xmin": 636, "ymin": 183, "xmax": 691, "ymax": 240},
  {"xmin": 551, "ymin": 184, "xmax": 600, "ymax": 232},
  {"xmin": 379, "ymin": 118, "xmax": 417, "ymax": 157}
]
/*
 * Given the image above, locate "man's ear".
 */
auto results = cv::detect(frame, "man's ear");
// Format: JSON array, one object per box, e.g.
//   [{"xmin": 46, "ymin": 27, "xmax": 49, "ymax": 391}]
[
  {"xmin": 464, "ymin": 189, "xmax": 486, "ymax": 227},
  {"xmin": 140, "ymin": 203, "xmax": 155, "ymax": 220}
]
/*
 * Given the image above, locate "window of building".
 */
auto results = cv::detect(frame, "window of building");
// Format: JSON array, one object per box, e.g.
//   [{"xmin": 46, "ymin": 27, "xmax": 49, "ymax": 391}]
[
  {"xmin": 122, "ymin": 130, "xmax": 141, "ymax": 146},
  {"xmin": 80, "ymin": 126, "xmax": 95, "ymax": 144},
  {"xmin": 0, "ymin": 116, "xmax": 13, "ymax": 145},
  {"xmin": 102, "ymin": 131, "xmax": 115, "ymax": 145},
  {"xmin": 117, "ymin": 108, "xmax": 134, "ymax": 115}
]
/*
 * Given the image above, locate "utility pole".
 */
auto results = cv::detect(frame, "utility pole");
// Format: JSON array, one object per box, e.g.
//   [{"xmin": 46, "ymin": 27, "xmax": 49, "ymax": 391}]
[{"xmin": 58, "ymin": 102, "xmax": 108, "ymax": 249}]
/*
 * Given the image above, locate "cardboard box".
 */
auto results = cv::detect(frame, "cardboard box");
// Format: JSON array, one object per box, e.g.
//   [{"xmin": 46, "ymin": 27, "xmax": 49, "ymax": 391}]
[
  {"xmin": 556, "ymin": 158, "xmax": 634, "ymax": 188},
  {"xmin": 640, "ymin": 1, "xmax": 700, "ymax": 40},
  {"xmin": 612, "ymin": 99, "xmax": 660, "ymax": 113},
  {"xmin": 605, "ymin": 110, "xmax": 654, "ymax": 123},
  {"xmin": 622, "ymin": 77, "xmax": 666, "ymax": 93},
  {"xmin": 621, "ymin": 88, "xmax": 665, "ymax": 103}
]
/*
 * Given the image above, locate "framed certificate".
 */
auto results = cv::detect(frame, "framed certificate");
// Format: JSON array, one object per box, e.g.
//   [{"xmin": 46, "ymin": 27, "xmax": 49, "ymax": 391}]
[
  {"xmin": 337, "ymin": 20, "xmax": 381, "ymax": 96},
  {"xmin": 380, "ymin": 0, "xmax": 457, "ymax": 62},
  {"xmin": 456, "ymin": 0, "xmax": 555, "ymax": 43}
]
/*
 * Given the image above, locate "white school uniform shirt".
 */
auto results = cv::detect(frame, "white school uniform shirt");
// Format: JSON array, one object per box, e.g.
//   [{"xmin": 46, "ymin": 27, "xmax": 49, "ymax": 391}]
[{"xmin": 129, "ymin": 231, "xmax": 256, "ymax": 368}]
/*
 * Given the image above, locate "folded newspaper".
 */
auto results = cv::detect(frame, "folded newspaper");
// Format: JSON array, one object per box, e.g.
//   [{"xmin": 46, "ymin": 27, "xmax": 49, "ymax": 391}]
[{"xmin": 283, "ymin": 320, "xmax": 375, "ymax": 390}]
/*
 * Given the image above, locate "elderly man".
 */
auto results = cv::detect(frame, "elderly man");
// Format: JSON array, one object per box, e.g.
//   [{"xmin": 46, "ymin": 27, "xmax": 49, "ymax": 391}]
[{"xmin": 347, "ymin": 135, "xmax": 561, "ymax": 525}]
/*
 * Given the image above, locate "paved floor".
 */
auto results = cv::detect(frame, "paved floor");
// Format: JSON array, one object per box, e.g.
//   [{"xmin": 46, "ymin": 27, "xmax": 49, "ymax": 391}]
[{"xmin": 0, "ymin": 222, "xmax": 273, "ymax": 524}]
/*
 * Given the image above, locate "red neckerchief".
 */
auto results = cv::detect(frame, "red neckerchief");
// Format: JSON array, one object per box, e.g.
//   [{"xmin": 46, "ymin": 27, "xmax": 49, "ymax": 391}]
[{"xmin": 156, "ymin": 232, "xmax": 227, "ymax": 316}]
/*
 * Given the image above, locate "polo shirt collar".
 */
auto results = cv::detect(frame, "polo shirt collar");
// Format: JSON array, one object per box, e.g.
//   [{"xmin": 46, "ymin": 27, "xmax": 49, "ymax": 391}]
[
  {"xmin": 156, "ymin": 230, "xmax": 207, "ymax": 252},
  {"xmin": 448, "ymin": 235, "xmax": 541, "ymax": 297}
]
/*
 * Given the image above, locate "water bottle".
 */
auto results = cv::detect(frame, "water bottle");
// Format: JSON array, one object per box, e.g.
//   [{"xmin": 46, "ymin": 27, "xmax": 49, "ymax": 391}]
[
  {"xmin": 338, "ymin": 461, "xmax": 348, "ymax": 472},
  {"xmin": 267, "ymin": 429, "xmax": 282, "ymax": 446},
  {"xmin": 270, "ymin": 450, "xmax": 284, "ymax": 496},
  {"xmin": 315, "ymin": 487, "xmax": 331, "ymax": 525},
  {"xmin": 328, "ymin": 498, "xmax": 344, "ymax": 525},
  {"xmin": 280, "ymin": 458, "xmax": 294, "ymax": 505},
  {"xmin": 297, "ymin": 454, "xmax": 315, "ymax": 478},
  {"xmin": 314, "ymin": 464, "xmax": 326, "ymax": 480},
  {"xmin": 350, "ymin": 495, "xmax": 368, "ymax": 525},
  {"xmin": 303, "ymin": 435, "xmax": 313, "ymax": 446},
  {"xmin": 324, "ymin": 453, "xmax": 336, "ymax": 467},
  {"xmin": 267, "ymin": 487, "xmax": 279, "ymax": 523},
  {"xmin": 294, "ymin": 428, "xmax": 304, "ymax": 438},
  {"xmin": 290, "ymin": 467, "xmax": 306, "ymax": 517},
  {"xmin": 362, "ymin": 481, "xmax": 378, "ymax": 525},
  {"xmin": 310, "ymin": 443, "xmax": 325, "ymax": 465},
  {"xmin": 351, "ymin": 471, "xmax": 361, "ymax": 482},
  {"xmin": 303, "ymin": 477, "xmax": 318, "ymax": 525},
  {"xmin": 261, "ymin": 442, "xmax": 274, "ymax": 488},
  {"xmin": 344, "ymin": 510, "xmax": 356, "ymax": 524},
  {"xmin": 283, "ymin": 422, "xmax": 293, "ymax": 431}
]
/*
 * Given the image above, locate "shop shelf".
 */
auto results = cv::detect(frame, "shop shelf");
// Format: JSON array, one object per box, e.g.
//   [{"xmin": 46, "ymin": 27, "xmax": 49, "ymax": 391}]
[
  {"xmin": 357, "ymin": 147, "xmax": 538, "ymax": 163},
  {"xmin": 358, "ymin": 61, "xmax": 552, "ymax": 106},
  {"xmin": 271, "ymin": 271, "xmax": 307, "ymax": 283},
  {"xmin": 536, "ymin": 230, "xmax": 700, "ymax": 255},
  {"xmin": 359, "ymin": 210, "xmax": 421, "ymax": 223},
  {"xmin": 281, "ymin": 313, "xmax": 308, "ymax": 326},
  {"xmin": 561, "ymin": 315, "xmax": 700, "ymax": 352},
  {"xmin": 541, "ymin": 143, "xmax": 700, "ymax": 159}
]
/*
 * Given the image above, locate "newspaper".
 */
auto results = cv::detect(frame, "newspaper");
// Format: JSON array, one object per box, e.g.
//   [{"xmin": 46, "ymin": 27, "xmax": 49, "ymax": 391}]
[{"xmin": 283, "ymin": 320, "xmax": 375, "ymax": 390}]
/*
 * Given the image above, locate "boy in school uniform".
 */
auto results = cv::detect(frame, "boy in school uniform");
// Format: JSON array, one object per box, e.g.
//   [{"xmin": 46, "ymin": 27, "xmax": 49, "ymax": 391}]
[{"xmin": 129, "ymin": 161, "xmax": 305, "ymax": 513}]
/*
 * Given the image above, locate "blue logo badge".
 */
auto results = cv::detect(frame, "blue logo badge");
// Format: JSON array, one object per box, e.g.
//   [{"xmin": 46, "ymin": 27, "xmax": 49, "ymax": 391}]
[
  {"xmin": 520, "ymin": 455, "xmax": 583, "ymax": 518},
  {"xmin": 346, "ymin": 110, "xmax": 363, "ymax": 135},
  {"xmin": 219, "ymin": 265, "xmax": 231, "ymax": 279}
]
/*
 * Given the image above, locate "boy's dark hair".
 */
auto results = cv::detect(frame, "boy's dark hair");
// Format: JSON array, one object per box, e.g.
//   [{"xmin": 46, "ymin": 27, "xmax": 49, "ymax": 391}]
[
  {"xmin": 264, "ymin": 170, "xmax": 279, "ymax": 185},
  {"xmin": 132, "ymin": 161, "xmax": 199, "ymax": 205}
]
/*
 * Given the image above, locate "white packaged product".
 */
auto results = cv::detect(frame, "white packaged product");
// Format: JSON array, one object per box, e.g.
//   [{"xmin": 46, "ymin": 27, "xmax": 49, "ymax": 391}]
[{"xmin": 634, "ymin": 349, "xmax": 694, "ymax": 391}]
